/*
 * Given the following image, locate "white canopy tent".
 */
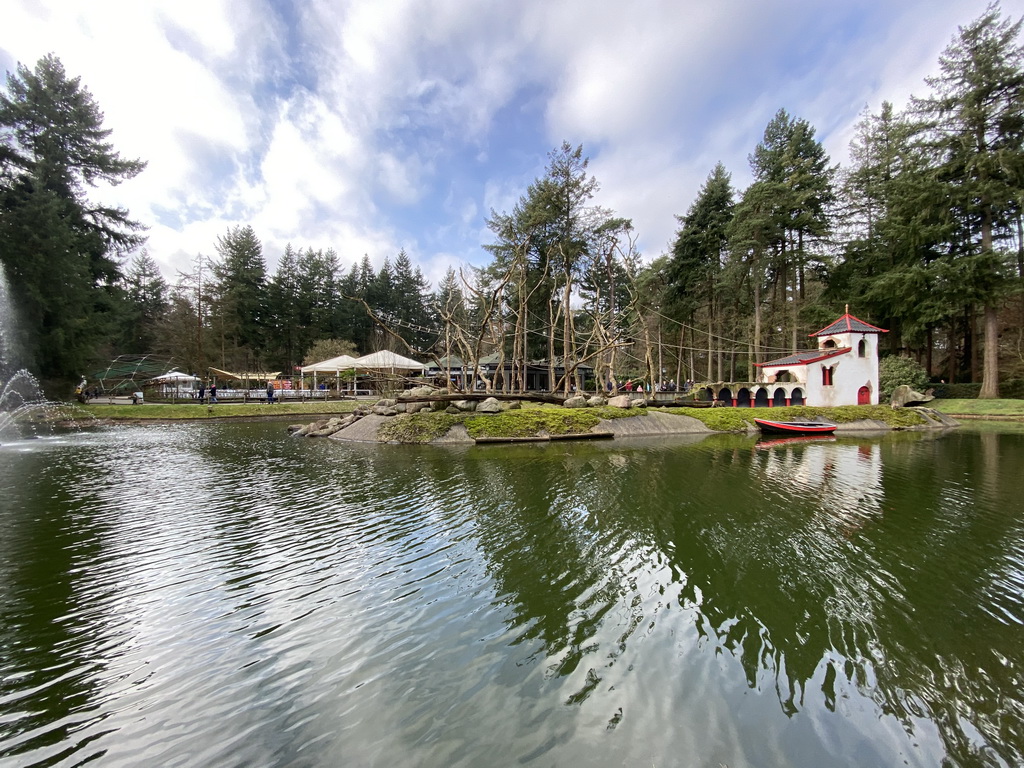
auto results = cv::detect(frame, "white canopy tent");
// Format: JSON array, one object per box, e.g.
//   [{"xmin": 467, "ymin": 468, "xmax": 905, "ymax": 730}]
[
  {"xmin": 300, "ymin": 354, "xmax": 360, "ymax": 393},
  {"xmin": 351, "ymin": 350, "xmax": 427, "ymax": 396},
  {"xmin": 300, "ymin": 354, "xmax": 360, "ymax": 373},
  {"xmin": 146, "ymin": 370, "xmax": 200, "ymax": 398},
  {"xmin": 352, "ymin": 351, "xmax": 425, "ymax": 372}
]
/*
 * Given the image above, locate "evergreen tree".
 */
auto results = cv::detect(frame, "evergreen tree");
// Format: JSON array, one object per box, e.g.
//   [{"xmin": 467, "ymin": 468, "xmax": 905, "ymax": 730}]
[
  {"xmin": 667, "ymin": 163, "xmax": 735, "ymax": 351},
  {"xmin": 121, "ymin": 250, "xmax": 168, "ymax": 354},
  {"xmin": 0, "ymin": 54, "xmax": 145, "ymax": 380},
  {"xmin": 749, "ymin": 109, "xmax": 836, "ymax": 349},
  {"xmin": 266, "ymin": 243, "xmax": 302, "ymax": 371},
  {"xmin": 912, "ymin": 5, "xmax": 1024, "ymax": 397},
  {"xmin": 209, "ymin": 225, "xmax": 267, "ymax": 370},
  {"xmin": 391, "ymin": 249, "xmax": 433, "ymax": 349}
]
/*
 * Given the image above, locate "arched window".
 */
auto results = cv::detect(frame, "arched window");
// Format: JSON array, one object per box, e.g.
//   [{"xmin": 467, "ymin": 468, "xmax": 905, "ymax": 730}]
[
  {"xmin": 858, "ymin": 339, "xmax": 867, "ymax": 358},
  {"xmin": 790, "ymin": 388, "xmax": 805, "ymax": 406},
  {"xmin": 776, "ymin": 369, "xmax": 793, "ymax": 382},
  {"xmin": 821, "ymin": 366, "xmax": 834, "ymax": 386},
  {"xmin": 823, "ymin": 339, "xmax": 837, "ymax": 349}
]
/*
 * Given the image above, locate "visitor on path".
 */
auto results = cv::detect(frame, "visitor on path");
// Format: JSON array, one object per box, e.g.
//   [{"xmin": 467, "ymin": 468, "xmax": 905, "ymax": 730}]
[
  {"xmin": 625, "ymin": 380, "xmax": 633, "ymax": 393},
  {"xmin": 267, "ymin": 382, "xmax": 275, "ymax": 403},
  {"xmin": 210, "ymin": 384, "xmax": 217, "ymax": 403},
  {"xmin": 198, "ymin": 383, "xmax": 205, "ymax": 403}
]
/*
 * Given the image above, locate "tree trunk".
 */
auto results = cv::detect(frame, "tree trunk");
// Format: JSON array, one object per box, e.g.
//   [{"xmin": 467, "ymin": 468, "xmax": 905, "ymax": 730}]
[
  {"xmin": 948, "ymin": 324, "xmax": 957, "ymax": 384},
  {"xmin": 547, "ymin": 296, "xmax": 556, "ymax": 392},
  {"xmin": 979, "ymin": 304, "xmax": 1000, "ymax": 398},
  {"xmin": 675, "ymin": 325, "xmax": 684, "ymax": 390}
]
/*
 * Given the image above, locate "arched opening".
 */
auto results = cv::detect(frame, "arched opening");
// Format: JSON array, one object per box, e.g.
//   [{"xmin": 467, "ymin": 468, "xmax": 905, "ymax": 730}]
[
  {"xmin": 718, "ymin": 387, "xmax": 732, "ymax": 405},
  {"xmin": 736, "ymin": 387, "xmax": 751, "ymax": 408},
  {"xmin": 823, "ymin": 339, "xmax": 837, "ymax": 349},
  {"xmin": 754, "ymin": 387, "xmax": 770, "ymax": 407},
  {"xmin": 858, "ymin": 385, "xmax": 871, "ymax": 405},
  {"xmin": 858, "ymin": 339, "xmax": 867, "ymax": 358},
  {"xmin": 700, "ymin": 387, "xmax": 715, "ymax": 402},
  {"xmin": 776, "ymin": 369, "xmax": 794, "ymax": 382},
  {"xmin": 773, "ymin": 388, "xmax": 788, "ymax": 407},
  {"xmin": 790, "ymin": 387, "xmax": 805, "ymax": 406}
]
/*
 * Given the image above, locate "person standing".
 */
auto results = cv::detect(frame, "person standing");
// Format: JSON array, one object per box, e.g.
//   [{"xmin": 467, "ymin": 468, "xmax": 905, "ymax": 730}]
[
  {"xmin": 198, "ymin": 382, "xmax": 205, "ymax": 403},
  {"xmin": 266, "ymin": 381, "xmax": 275, "ymax": 404},
  {"xmin": 210, "ymin": 383, "xmax": 217, "ymax": 403}
]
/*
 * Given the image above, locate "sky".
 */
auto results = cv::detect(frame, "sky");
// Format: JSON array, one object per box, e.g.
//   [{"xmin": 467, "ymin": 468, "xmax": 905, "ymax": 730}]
[{"xmin": 4, "ymin": 0, "xmax": 1023, "ymax": 291}]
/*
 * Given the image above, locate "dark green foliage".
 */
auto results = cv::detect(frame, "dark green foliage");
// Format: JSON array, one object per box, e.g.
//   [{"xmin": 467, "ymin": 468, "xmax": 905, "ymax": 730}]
[
  {"xmin": 911, "ymin": 5, "xmax": 1024, "ymax": 395},
  {"xmin": 879, "ymin": 355, "xmax": 931, "ymax": 397},
  {"xmin": 209, "ymin": 225, "xmax": 268, "ymax": 370},
  {"xmin": 667, "ymin": 163, "xmax": 734, "ymax": 323},
  {"xmin": 120, "ymin": 251, "xmax": 168, "ymax": 353},
  {"xmin": 0, "ymin": 54, "xmax": 145, "ymax": 380}
]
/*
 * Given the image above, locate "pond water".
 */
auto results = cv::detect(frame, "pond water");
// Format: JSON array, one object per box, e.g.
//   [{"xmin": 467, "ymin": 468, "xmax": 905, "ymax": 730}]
[{"xmin": 1, "ymin": 422, "xmax": 1022, "ymax": 767}]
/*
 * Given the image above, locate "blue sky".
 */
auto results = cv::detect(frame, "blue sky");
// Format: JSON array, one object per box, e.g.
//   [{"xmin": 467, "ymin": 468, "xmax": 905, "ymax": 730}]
[{"xmin": 4, "ymin": 0, "xmax": 1021, "ymax": 290}]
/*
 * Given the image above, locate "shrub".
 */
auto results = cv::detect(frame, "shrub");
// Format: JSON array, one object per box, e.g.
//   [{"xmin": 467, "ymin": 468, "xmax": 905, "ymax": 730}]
[{"xmin": 879, "ymin": 356, "xmax": 930, "ymax": 398}]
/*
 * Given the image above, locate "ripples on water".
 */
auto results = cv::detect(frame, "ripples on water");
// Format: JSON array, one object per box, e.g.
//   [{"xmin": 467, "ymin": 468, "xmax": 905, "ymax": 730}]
[{"xmin": 1, "ymin": 424, "xmax": 1023, "ymax": 767}]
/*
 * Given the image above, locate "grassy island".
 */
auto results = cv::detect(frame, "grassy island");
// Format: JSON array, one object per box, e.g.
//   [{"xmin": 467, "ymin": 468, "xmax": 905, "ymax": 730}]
[{"xmin": 66, "ymin": 399, "xmax": 958, "ymax": 443}]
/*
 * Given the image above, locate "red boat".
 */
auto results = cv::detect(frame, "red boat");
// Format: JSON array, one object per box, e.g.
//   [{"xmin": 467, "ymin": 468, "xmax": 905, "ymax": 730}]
[
  {"xmin": 753, "ymin": 418, "xmax": 837, "ymax": 436},
  {"xmin": 754, "ymin": 434, "xmax": 837, "ymax": 449}
]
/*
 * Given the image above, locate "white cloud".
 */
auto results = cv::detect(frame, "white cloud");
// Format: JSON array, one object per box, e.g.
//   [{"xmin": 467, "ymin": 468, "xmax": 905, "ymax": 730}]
[{"xmin": 5, "ymin": 0, "xmax": 1024, "ymax": 285}]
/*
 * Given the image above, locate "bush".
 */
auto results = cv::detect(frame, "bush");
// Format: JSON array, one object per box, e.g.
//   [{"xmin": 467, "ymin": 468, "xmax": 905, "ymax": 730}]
[
  {"xmin": 932, "ymin": 379, "xmax": 1024, "ymax": 400},
  {"xmin": 879, "ymin": 356, "xmax": 930, "ymax": 398}
]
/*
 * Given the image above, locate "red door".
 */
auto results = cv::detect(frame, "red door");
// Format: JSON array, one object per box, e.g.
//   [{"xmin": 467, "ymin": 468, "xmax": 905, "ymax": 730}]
[{"xmin": 857, "ymin": 386, "xmax": 870, "ymax": 405}]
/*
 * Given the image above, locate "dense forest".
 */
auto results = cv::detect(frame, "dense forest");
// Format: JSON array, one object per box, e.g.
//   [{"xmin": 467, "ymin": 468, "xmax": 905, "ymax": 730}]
[{"xmin": 2, "ymin": 7, "xmax": 1024, "ymax": 396}]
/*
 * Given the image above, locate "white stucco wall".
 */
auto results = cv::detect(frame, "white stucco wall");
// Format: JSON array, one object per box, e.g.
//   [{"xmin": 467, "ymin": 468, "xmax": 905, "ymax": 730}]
[{"xmin": 757, "ymin": 331, "xmax": 881, "ymax": 406}]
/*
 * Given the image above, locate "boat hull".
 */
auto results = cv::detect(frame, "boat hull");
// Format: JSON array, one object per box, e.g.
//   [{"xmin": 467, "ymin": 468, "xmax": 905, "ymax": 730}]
[{"xmin": 753, "ymin": 418, "xmax": 837, "ymax": 436}]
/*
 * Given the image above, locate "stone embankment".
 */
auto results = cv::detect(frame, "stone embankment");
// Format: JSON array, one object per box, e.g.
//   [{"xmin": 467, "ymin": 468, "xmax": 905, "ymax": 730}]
[
  {"xmin": 288, "ymin": 386, "xmax": 959, "ymax": 444},
  {"xmin": 288, "ymin": 386, "xmax": 667, "ymax": 442}
]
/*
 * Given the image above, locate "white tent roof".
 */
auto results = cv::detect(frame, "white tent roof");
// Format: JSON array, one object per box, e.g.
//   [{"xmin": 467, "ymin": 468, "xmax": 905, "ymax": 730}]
[
  {"xmin": 353, "ymin": 350, "xmax": 425, "ymax": 371},
  {"xmin": 300, "ymin": 354, "xmax": 360, "ymax": 373},
  {"xmin": 148, "ymin": 370, "xmax": 200, "ymax": 382}
]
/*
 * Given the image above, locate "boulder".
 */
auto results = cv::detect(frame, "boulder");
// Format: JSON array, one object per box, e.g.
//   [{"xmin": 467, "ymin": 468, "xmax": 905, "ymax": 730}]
[
  {"xmin": 453, "ymin": 400, "xmax": 477, "ymax": 412},
  {"xmin": 607, "ymin": 395, "xmax": 632, "ymax": 408},
  {"xmin": 429, "ymin": 400, "xmax": 449, "ymax": 412},
  {"xmin": 563, "ymin": 395, "xmax": 589, "ymax": 409},
  {"xmin": 501, "ymin": 400, "xmax": 522, "ymax": 410},
  {"xmin": 477, "ymin": 397, "xmax": 502, "ymax": 414},
  {"xmin": 308, "ymin": 416, "xmax": 351, "ymax": 437},
  {"xmin": 445, "ymin": 405, "xmax": 461, "ymax": 414},
  {"xmin": 587, "ymin": 396, "xmax": 607, "ymax": 407},
  {"xmin": 399, "ymin": 385, "xmax": 437, "ymax": 400},
  {"xmin": 372, "ymin": 404, "xmax": 399, "ymax": 416},
  {"xmin": 405, "ymin": 401, "xmax": 430, "ymax": 414},
  {"xmin": 890, "ymin": 385, "xmax": 935, "ymax": 408},
  {"xmin": 374, "ymin": 398, "xmax": 398, "ymax": 408}
]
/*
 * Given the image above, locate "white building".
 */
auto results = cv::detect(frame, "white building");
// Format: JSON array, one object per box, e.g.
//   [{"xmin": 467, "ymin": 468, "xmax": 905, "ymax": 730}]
[{"xmin": 753, "ymin": 311, "xmax": 888, "ymax": 406}]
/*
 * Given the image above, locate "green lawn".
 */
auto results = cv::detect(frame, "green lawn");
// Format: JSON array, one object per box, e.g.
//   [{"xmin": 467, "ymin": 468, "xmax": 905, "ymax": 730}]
[
  {"xmin": 931, "ymin": 399, "xmax": 1024, "ymax": 418},
  {"xmin": 71, "ymin": 400, "xmax": 357, "ymax": 421},
  {"xmin": 667, "ymin": 404, "xmax": 928, "ymax": 431}
]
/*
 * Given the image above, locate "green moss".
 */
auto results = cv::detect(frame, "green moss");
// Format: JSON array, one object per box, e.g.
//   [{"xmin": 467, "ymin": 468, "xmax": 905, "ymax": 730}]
[
  {"xmin": 464, "ymin": 409, "xmax": 603, "ymax": 438},
  {"xmin": 377, "ymin": 412, "xmax": 465, "ymax": 443}
]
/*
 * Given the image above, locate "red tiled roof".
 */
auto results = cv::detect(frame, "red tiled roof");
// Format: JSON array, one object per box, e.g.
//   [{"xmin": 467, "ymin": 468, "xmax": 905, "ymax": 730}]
[
  {"xmin": 810, "ymin": 313, "xmax": 888, "ymax": 337},
  {"xmin": 756, "ymin": 347, "xmax": 851, "ymax": 368}
]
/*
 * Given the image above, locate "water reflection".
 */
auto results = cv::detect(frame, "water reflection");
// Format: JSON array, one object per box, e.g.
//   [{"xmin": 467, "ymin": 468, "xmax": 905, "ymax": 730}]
[{"xmin": 0, "ymin": 425, "xmax": 1022, "ymax": 767}]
